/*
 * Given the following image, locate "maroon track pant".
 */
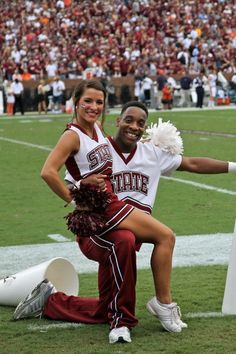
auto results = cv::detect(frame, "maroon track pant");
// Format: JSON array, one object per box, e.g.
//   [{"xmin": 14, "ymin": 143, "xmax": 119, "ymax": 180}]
[{"xmin": 43, "ymin": 230, "xmax": 138, "ymax": 329}]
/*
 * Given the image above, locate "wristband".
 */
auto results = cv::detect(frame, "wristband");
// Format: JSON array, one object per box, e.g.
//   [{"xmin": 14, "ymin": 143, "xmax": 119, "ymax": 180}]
[
  {"xmin": 228, "ymin": 162, "xmax": 236, "ymax": 173},
  {"xmin": 70, "ymin": 199, "xmax": 76, "ymax": 207},
  {"xmin": 64, "ymin": 199, "xmax": 76, "ymax": 208},
  {"xmin": 75, "ymin": 180, "xmax": 82, "ymax": 190}
]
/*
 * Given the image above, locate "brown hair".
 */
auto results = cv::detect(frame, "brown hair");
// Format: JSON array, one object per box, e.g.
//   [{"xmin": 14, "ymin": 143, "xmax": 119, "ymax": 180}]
[{"xmin": 73, "ymin": 80, "xmax": 107, "ymax": 127}]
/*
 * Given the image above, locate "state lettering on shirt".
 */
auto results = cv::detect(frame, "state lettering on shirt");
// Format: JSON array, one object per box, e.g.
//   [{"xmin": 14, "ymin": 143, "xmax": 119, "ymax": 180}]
[
  {"xmin": 111, "ymin": 171, "xmax": 149, "ymax": 195},
  {"xmin": 88, "ymin": 144, "xmax": 112, "ymax": 169}
]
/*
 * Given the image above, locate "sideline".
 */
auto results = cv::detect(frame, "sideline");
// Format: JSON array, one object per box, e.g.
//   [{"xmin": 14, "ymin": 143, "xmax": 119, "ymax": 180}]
[
  {"xmin": 1, "ymin": 105, "xmax": 236, "ymax": 120},
  {"xmin": 0, "ymin": 233, "xmax": 233, "ymax": 278}
]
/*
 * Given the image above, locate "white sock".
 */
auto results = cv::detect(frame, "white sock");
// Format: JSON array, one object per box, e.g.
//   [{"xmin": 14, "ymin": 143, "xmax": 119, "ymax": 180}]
[{"xmin": 156, "ymin": 298, "xmax": 175, "ymax": 308}]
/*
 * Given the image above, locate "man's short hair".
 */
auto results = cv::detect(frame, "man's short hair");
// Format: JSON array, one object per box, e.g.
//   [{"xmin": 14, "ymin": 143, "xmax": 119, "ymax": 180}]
[{"xmin": 121, "ymin": 101, "xmax": 148, "ymax": 116}]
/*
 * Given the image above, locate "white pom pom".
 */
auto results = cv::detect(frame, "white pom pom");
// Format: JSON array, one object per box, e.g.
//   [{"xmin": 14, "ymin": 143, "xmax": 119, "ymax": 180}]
[{"xmin": 145, "ymin": 118, "xmax": 184, "ymax": 155}]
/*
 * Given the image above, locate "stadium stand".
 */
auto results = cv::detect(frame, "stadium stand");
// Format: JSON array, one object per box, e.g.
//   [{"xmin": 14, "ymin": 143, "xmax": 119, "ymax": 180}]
[{"xmin": 0, "ymin": 0, "xmax": 236, "ymax": 109}]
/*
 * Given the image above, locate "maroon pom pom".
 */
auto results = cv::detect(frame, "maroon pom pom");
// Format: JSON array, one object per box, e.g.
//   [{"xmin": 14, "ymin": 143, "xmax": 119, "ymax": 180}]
[
  {"xmin": 70, "ymin": 183, "xmax": 112, "ymax": 211},
  {"xmin": 65, "ymin": 184, "xmax": 112, "ymax": 237},
  {"xmin": 65, "ymin": 210, "xmax": 106, "ymax": 237}
]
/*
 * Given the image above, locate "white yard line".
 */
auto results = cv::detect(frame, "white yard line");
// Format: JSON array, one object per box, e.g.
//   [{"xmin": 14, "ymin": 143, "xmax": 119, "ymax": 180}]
[
  {"xmin": 162, "ymin": 176, "xmax": 236, "ymax": 195},
  {"xmin": 28, "ymin": 322, "xmax": 84, "ymax": 332},
  {"xmin": 0, "ymin": 136, "xmax": 51, "ymax": 151},
  {"xmin": 48, "ymin": 234, "xmax": 71, "ymax": 242},
  {"xmin": 185, "ymin": 312, "xmax": 225, "ymax": 318},
  {"xmin": 27, "ymin": 312, "xmax": 226, "ymax": 332}
]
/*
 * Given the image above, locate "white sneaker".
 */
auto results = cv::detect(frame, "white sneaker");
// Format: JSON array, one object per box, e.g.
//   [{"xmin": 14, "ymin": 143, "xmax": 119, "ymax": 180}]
[
  {"xmin": 173, "ymin": 305, "xmax": 188, "ymax": 329},
  {"xmin": 13, "ymin": 279, "xmax": 56, "ymax": 320},
  {"xmin": 109, "ymin": 326, "xmax": 132, "ymax": 344},
  {"xmin": 146, "ymin": 297, "xmax": 182, "ymax": 333}
]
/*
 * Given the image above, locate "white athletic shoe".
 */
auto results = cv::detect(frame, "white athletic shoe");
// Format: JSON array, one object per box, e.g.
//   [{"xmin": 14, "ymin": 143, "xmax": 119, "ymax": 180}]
[
  {"xmin": 146, "ymin": 297, "xmax": 182, "ymax": 333},
  {"xmin": 109, "ymin": 326, "xmax": 132, "ymax": 344},
  {"xmin": 13, "ymin": 279, "xmax": 56, "ymax": 320}
]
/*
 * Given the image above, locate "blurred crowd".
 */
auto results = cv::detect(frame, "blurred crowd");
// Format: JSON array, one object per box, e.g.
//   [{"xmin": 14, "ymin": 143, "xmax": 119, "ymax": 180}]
[{"xmin": 1, "ymin": 0, "xmax": 236, "ymax": 82}]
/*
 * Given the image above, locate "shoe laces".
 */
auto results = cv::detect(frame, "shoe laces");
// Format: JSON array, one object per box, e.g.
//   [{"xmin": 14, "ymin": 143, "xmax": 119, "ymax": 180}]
[
  {"xmin": 159, "ymin": 305, "xmax": 177, "ymax": 324},
  {"xmin": 172, "ymin": 304, "xmax": 182, "ymax": 321}
]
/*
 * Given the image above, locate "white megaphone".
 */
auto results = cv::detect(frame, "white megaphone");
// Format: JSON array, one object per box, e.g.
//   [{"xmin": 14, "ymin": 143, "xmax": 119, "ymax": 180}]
[{"xmin": 0, "ymin": 257, "xmax": 79, "ymax": 306}]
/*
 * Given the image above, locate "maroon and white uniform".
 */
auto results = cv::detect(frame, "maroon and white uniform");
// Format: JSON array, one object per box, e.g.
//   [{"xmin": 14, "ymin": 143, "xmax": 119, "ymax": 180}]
[
  {"xmin": 65, "ymin": 123, "xmax": 134, "ymax": 235},
  {"xmin": 43, "ymin": 128, "xmax": 182, "ymax": 330}
]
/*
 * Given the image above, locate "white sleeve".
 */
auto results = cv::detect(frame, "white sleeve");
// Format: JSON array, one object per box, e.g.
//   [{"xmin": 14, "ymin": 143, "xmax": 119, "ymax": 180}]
[
  {"xmin": 153, "ymin": 145, "xmax": 182, "ymax": 176},
  {"xmin": 161, "ymin": 154, "xmax": 182, "ymax": 176}
]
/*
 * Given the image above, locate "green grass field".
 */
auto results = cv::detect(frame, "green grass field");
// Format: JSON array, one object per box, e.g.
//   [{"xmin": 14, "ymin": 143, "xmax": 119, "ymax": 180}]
[{"xmin": 0, "ymin": 108, "xmax": 236, "ymax": 353}]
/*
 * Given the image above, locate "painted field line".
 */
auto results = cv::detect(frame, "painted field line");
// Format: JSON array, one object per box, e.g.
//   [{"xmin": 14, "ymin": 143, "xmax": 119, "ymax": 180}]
[
  {"xmin": 48, "ymin": 234, "xmax": 71, "ymax": 242},
  {"xmin": 18, "ymin": 119, "xmax": 52, "ymax": 123},
  {"xmin": 185, "ymin": 312, "xmax": 224, "ymax": 318},
  {"xmin": 27, "ymin": 312, "xmax": 227, "ymax": 334},
  {"xmin": 0, "ymin": 136, "xmax": 51, "ymax": 151},
  {"xmin": 162, "ymin": 176, "xmax": 236, "ymax": 195},
  {"xmin": 27, "ymin": 312, "xmax": 228, "ymax": 333},
  {"xmin": 17, "ymin": 119, "xmax": 33, "ymax": 123},
  {"xmin": 28, "ymin": 322, "xmax": 84, "ymax": 332},
  {"xmin": 1, "ymin": 136, "xmax": 236, "ymax": 196}
]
